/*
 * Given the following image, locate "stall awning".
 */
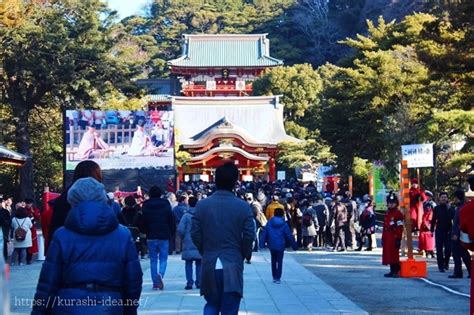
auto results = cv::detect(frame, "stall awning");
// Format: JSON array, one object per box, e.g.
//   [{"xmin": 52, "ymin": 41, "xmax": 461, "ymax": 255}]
[{"xmin": 0, "ymin": 145, "xmax": 28, "ymax": 167}]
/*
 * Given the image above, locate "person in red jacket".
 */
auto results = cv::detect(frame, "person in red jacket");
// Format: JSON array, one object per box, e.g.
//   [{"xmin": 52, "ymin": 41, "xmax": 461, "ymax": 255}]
[
  {"xmin": 459, "ymin": 176, "xmax": 474, "ymax": 315},
  {"xmin": 409, "ymin": 178, "xmax": 426, "ymax": 233},
  {"xmin": 382, "ymin": 192, "xmax": 404, "ymax": 278}
]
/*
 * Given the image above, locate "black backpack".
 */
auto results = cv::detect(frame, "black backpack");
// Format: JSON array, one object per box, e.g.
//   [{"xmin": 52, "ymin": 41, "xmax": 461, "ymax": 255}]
[
  {"xmin": 302, "ymin": 212, "xmax": 313, "ymax": 227},
  {"xmin": 121, "ymin": 211, "xmax": 141, "ymax": 242}
]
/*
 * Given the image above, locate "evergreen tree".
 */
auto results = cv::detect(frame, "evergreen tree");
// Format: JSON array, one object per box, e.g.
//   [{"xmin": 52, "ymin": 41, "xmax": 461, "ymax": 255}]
[{"xmin": 1, "ymin": 0, "xmax": 136, "ymax": 198}]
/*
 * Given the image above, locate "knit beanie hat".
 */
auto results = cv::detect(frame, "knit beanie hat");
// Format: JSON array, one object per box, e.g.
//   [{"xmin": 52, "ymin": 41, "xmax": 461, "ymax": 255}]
[{"xmin": 67, "ymin": 177, "xmax": 107, "ymax": 207}]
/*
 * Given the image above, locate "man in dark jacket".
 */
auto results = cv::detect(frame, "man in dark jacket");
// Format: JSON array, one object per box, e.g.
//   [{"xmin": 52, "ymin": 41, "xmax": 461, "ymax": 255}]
[
  {"xmin": 140, "ymin": 186, "xmax": 175, "ymax": 290},
  {"xmin": 431, "ymin": 192, "xmax": 454, "ymax": 272},
  {"xmin": 191, "ymin": 162, "xmax": 256, "ymax": 315},
  {"xmin": 449, "ymin": 189, "xmax": 471, "ymax": 278},
  {"xmin": 313, "ymin": 198, "xmax": 328, "ymax": 248}
]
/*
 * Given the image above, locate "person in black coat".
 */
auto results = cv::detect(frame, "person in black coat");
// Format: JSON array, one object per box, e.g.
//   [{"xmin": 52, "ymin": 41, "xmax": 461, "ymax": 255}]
[
  {"xmin": 32, "ymin": 177, "xmax": 142, "ymax": 315},
  {"xmin": 313, "ymin": 198, "xmax": 328, "ymax": 248},
  {"xmin": 0, "ymin": 197, "xmax": 11, "ymax": 261},
  {"xmin": 449, "ymin": 190, "xmax": 471, "ymax": 278},
  {"xmin": 119, "ymin": 196, "xmax": 144, "ymax": 258},
  {"xmin": 431, "ymin": 191, "xmax": 454, "ymax": 272},
  {"xmin": 139, "ymin": 186, "xmax": 175, "ymax": 290},
  {"xmin": 47, "ymin": 160, "xmax": 102, "ymax": 251}
]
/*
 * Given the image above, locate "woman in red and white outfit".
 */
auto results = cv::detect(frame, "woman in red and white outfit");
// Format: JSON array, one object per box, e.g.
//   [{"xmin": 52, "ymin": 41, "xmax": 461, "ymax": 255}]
[{"xmin": 418, "ymin": 200, "xmax": 435, "ymax": 258}]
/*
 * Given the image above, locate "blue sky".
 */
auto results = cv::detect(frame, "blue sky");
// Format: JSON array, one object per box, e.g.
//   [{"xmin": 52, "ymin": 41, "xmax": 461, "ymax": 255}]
[{"xmin": 107, "ymin": 0, "xmax": 150, "ymax": 19}]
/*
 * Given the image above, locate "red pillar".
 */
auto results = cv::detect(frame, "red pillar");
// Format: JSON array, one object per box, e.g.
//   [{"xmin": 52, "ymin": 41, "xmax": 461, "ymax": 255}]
[
  {"xmin": 177, "ymin": 167, "xmax": 183, "ymax": 191},
  {"xmin": 41, "ymin": 187, "xmax": 59, "ymax": 253},
  {"xmin": 348, "ymin": 175, "xmax": 353, "ymax": 196},
  {"xmin": 269, "ymin": 158, "xmax": 276, "ymax": 182}
]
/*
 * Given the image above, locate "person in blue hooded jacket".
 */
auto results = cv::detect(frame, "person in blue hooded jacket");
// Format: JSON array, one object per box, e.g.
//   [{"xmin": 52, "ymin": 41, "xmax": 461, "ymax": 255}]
[
  {"xmin": 32, "ymin": 177, "xmax": 143, "ymax": 315},
  {"xmin": 260, "ymin": 208, "xmax": 297, "ymax": 284}
]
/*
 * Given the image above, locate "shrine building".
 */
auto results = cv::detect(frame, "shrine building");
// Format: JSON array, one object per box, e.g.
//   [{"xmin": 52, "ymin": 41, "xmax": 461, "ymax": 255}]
[{"xmin": 151, "ymin": 34, "xmax": 301, "ymax": 182}]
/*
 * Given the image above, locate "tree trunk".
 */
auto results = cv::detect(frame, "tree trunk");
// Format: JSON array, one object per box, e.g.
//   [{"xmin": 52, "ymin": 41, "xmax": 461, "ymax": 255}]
[{"xmin": 13, "ymin": 105, "xmax": 34, "ymax": 200}]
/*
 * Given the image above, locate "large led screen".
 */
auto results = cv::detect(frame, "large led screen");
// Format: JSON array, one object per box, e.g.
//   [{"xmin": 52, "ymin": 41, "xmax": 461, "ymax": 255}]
[{"xmin": 65, "ymin": 109, "xmax": 174, "ymax": 171}]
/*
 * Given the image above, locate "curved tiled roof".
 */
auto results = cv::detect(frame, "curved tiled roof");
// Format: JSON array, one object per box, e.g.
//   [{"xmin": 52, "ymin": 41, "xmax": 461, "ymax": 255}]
[
  {"xmin": 168, "ymin": 34, "xmax": 283, "ymax": 68},
  {"xmin": 173, "ymin": 96, "xmax": 302, "ymax": 146}
]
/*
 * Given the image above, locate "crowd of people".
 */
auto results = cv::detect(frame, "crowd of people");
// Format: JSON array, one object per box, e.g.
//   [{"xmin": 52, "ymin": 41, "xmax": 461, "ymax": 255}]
[{"xmin": 1, "ymin": 159, "xmax": 473, "ymax": 314}]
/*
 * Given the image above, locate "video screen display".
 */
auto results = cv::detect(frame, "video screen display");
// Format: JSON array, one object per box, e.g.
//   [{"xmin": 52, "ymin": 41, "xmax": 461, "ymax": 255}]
[{"xmin": 65, "ymin": 109, "xmax": 174, "ymax": 171}]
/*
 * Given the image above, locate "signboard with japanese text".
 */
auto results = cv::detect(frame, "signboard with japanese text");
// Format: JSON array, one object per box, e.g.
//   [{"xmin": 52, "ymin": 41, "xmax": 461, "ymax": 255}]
[{"xmin": 401, "ymin": 143, "xmax": 434, "ymax": 168}]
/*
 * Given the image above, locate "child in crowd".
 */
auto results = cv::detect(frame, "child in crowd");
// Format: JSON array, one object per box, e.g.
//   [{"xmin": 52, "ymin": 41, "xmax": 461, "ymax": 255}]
[{"xmin": 261, "ymin": 208, "xmax": 297, "ymax": 284}]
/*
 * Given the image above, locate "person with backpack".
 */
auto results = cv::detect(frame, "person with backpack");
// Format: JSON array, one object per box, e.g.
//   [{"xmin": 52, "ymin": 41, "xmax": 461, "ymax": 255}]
[
  {"xmin": 119, "ymin": 196, "xmax": 144, "ymax": 258},
  {"xmin": 10, "ymin": 207, "xmax": 33, "ymax": 266},
  {"xmin": 260, "ymin": 208, "xmax": 297, "ymax": 283},
  {"xmin": 301, "ymin": 199, "xmax": 319, "ymax": 251},
  {"xmin": 245, "ymin": 192, "xmax": 266, "ymax": 254}
]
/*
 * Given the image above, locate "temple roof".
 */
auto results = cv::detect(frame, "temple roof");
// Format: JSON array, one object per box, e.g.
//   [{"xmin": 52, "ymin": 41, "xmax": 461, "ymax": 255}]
[
  {"xmin": 173, "ymin": 96, "xmax": 301, "ymax": 146},
  {"xmin": 168, "ymin": 34, "xmax": 283, "ymax": 68}
]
